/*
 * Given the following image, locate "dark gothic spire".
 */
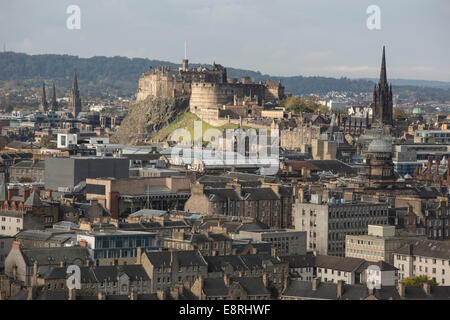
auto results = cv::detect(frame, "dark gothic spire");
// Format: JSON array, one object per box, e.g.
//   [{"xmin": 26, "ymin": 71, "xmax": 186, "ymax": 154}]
[
  {"xmin": 51, "ymin": 82, "xmax": 57, "ymax": 110},
  {"xmin": 380, "ymin": 45, "xmax": 387, "ymax": 86},
  {"xmin": 372, "ymin": 46, "xmax": 393, "ymax": 126},
  {"xmin": 70, "ymin": 71, "xmax": 82, "ymax": 118},
  {"xmin": 72, "ymin": 71, "xmax": 79, "ymax": 91},
  {"xmin": 42, "ymin": 83, "xmax": 47, "ymax": 105},
  {"xmin": 40, "ymin": 83, "xmax": 48, "ymax": 112}
]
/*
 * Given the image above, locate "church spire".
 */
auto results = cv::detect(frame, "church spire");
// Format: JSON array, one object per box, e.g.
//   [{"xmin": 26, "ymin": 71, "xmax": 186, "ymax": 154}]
[
  {"xmin": 70, "ymin": 71, "xmax": 82, "ymax": 118},
  {"xmin": 380, "ymin": 45, "xmax": 387, "ymax": 86},
  {"xmin": 40, "ymin": 83, "xmax": 48, "ymax": 112},
  {"xmin": 50, "ymin": 82, "xmax": 57, "ymax": 111}
]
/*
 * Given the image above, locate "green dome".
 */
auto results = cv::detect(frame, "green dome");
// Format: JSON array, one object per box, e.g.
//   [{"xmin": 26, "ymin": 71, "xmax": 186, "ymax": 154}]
[{"xmin": 412, "ymin": 107, "xmax": 422, "ymax": 114}]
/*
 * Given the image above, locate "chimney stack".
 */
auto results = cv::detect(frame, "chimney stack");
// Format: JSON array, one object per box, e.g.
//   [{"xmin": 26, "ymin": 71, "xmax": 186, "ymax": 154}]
[
  {"xmin": 312, "ymin": 278, "xmax": 320, "ymax": 291},
  {"xmin": 98, "ymin": 292, "xmax": 106, "ymax": 300},
  {"xmin": 337, "ymin": 280, "xmax": 344, "ymax": 298},
  {"xmin": 156, "ymin": 290, "xmax": 166, "ymax": 300},
  {"xmin": 262, "ymin": 273, "xmax": 268, "ymax": 288},
  {"xmin": 136, "ymin": 247, "xmax": 142, "ymax": 265},
  {"xmin": 27, "ymin": 287, "xmax": 35, "ymax": 300},
  {"xmin": 397, "ymin": 281, "xmax": 405, "ymax": 298},
  {"xmin": 68, "ymin": 288, "xmax": 76, "ymax": 300},
  {"xmin": 423, "ymin": 282, "xmax": 431, "ymax": 295},
  {"xmin": 435, "ymin": 155, "xmax": 441, "ymax": 177}
]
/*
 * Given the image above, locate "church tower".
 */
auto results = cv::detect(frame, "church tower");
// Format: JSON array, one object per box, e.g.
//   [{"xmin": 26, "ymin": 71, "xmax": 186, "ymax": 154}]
[
  {"xmin": 39, "ymin": 83, "xmax": 48, "ymax": 112},
  {"xmin": 70, "ymin": 72, "xmax": 82, "ymax": 118},
  {"xmin": 50, "ymin": 82, "xmax": 58, "ymax": 111},
  {"xmin": 372, "ymin": 46, "xmax": 393, "ymax": 126}
]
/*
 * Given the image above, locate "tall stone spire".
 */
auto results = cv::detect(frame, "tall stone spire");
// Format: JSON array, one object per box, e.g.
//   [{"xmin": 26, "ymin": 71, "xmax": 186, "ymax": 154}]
[
  {"xmin": 380, "ymin": 46, "xmax": 387, "ymax": 86},
  {"xmin": 39, "ymin": 83, "xmax": 48, "ymax": 112},
  {"xmin": 70, "ymin": 72, "xmax": 82, "ymax": 118},
  {"xmin": 50, "ymin": 82, "xmax": 58, "ymax": 111},
  {"xmin": 372, "ymin": 46, "xmax": 393, "ymax": 126}
]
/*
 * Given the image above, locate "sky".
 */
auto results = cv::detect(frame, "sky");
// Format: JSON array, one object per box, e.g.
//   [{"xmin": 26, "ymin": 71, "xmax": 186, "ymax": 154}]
[{"xmin": 1, "ymin": 0, "xmax": 449, "ymax": 81}]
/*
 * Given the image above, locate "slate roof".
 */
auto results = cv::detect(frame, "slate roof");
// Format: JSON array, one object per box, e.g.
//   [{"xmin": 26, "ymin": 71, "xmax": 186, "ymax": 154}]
[
  {"xmin": 282, "ymin": 280, "xmax": 337, "ymax": 300},
  {"xmin": 280, "ymin": 254, "xmax": 316, "ymax": 268},
  {"xmin": 205, "ymin": 255, "xmax": 248, "ymax": 273},
  {"xmin": 232, "ymin": 277, "xmax": 270, "ymax": 296},
  {"xmin": 20, "ymin": 247, "xmax": 90, "ymax": 266},
  {"xmin": 12, "ymin": 160, "xmax": 45, "ymax": 169},
  {"xmin": 242, "ymin": 188, "xmax": 279, "ymax": 201},
  {"xmin": 203, "ymin": 278, "xmax": 229, "ymax": 297},
  {"xmin": 145, "ymin": 250, "xmax": 207, "ymax": 268},
  {"xmin": 204, "ymin": 254, "xmax": 279, "ymax": 273},
  {"xmin": 40, "ymin": 265, "xmax": 150, "ymax": 282},
  {"xmin": 315, "ymin": 255, "xmax": 366, "ymax": 272},
  {"xmin": 395, "ymin": 240, "xmax": 450, "ymax": 260},
  {"xmin": 24, "ymin": 190, "xmax": 43, "ymax": 206},
  {"xmin": 204, "ymin": 188, "xmax": 241, "ymax": 202},
  {"xmin": 202, "ymin": 277, "xmax": 270, "ymax": 297},
  {"xmin": 356, "ymin": 260, "xmax": 398, "ymax": 273}
]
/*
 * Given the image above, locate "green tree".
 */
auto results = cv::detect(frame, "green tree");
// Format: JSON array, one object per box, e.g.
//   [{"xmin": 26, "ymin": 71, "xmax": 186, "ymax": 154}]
[
  {"xmin": 403, "ymin": 276, "xmax": 438, "ymax": 287},
  {"xmin": 393, "ymin": 108, "xmax": 409, "ymax": 121},
  {"xmin": 281, "ymin": 96, "xmax": 328, "ymax": 114},
  {"xmin": 40, "ymin": 135, "xmax": 57, "ymax": 149}
]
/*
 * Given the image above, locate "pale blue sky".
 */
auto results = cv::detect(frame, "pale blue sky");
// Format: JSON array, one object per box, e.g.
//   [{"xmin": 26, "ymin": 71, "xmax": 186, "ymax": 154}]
[{"xmin": 1, "ymin": 0, "xmax": 449, "ymax": 81}]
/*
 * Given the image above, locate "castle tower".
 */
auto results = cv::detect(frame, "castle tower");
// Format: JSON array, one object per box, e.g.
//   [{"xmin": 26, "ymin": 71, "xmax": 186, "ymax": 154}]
[
  {"xmin": 50, "ymin": 82, "xmax": 58, "ymax": 111},
  {"xmin": 372, "ymin": 46, "xmax": 393, "ymax": 126},
  {"xmin": 39, "ymin": 83, "xmax": 48, "ymax": 112},
  {"xmin": 70, "ymin": 72, "xmax": 82, "ymax": 118}
]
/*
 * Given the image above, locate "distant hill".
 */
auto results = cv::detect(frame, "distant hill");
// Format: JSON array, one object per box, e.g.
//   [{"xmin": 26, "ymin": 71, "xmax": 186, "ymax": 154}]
[
  {"xmin": 0, "ymin": 52, "xmax": 374, "ymax": 97},
  {"xmin": 360, "ymin": 78, "xmax": 450, "ymax": 89},
  {"xmin": 0, "ymin": 52, "xmax": 449, "ymax": 102}
]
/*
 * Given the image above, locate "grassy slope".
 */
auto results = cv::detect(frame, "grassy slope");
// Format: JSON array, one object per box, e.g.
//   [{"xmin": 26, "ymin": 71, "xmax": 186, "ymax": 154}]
[{"xmin": 152, "ymin": 112, "xmax": 251, "ymax": 142}]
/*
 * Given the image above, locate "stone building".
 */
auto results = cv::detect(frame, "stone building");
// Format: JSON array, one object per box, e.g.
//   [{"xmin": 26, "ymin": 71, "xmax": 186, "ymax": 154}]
[
  {"xmin": 280, "ymin": 126, "xmax": 321, "ymax": 152},
  {"xmin": 190, "ymin": 275, "xmax": 271, "ymax": 300},
  {"xmin": 9, "ymin": 160, "xmax": 45, "ymax": 183},
  {"xmin": 293, "ymin": 196, "xmax": 389, "ymax": 256},
  {"xmin": 37, "ymin": 264, "xmax": 151, "ymax": 296},
  {"xmin": 4, "ymin": 243, "xmax": 91, "ymax": 286},
  {"xmin": 345, "ymin": 225, "xmax": 420, "ymax": 264},
  {"xmin": 140, "ymin": 250, "xmax": 208, "ymax": 293},
  {"xmin": 161, "ymin": 231, "xmax": 233, "ymax": 256},
  {"xmin": 234, "ymin": 229, "xmax": 307, "ymax": 256},
  {"xmin": 184, "ymin": 180, "xmax": 293, "ymax": 229},
  {"xmin": 86, "ymin": 176, "xmax": 191, "ymax": 219},
  {"xmin": 414, "ymin": 155, "xmax": 450, "ymax": 187},
  {"xmin": 361, "ymin": 137, "xmax": 396, "ymax": 188},
  {"xmin": 394, "ymin": 240, "xmax": 450, "ymax": 285}
]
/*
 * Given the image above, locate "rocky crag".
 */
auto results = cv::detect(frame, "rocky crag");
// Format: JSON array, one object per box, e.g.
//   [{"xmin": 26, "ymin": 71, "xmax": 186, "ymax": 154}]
[{"xmin": 111, "ymin": 95, "xmax": 189, "ymax": 145}]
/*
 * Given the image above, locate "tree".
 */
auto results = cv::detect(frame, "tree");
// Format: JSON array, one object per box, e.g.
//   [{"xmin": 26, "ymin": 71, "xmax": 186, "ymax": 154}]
[
  {"xmin": 281, "ymin": 96, "xmax": 328, "ymax": 114},
  {"xmin": 40, "ymin": 135, "xmax": 57, "ymax": 149},
  {"xmin": 393, "ymin": 108, "xmax": 409, "ymax": 121},
  {"xmin": 19, "ymin": 177, "xmax": 33, "ymax": 183},
  {"xmin": 402, "ymin": 276, "xmax": 438, "ymax": 287}
]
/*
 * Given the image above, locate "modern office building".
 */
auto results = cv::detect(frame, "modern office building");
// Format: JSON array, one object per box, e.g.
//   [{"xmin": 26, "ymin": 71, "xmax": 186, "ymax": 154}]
[
  {"xmin": 44, "ymin": 156, "xmax": 129, "ymax": 191},
  {"xmin": 77, "ymin": 230, "xmax": 158, "ymax": 266},
  {"xmin": 293, "ymin": 195, "xmax": 389, "ymax": 256}
]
